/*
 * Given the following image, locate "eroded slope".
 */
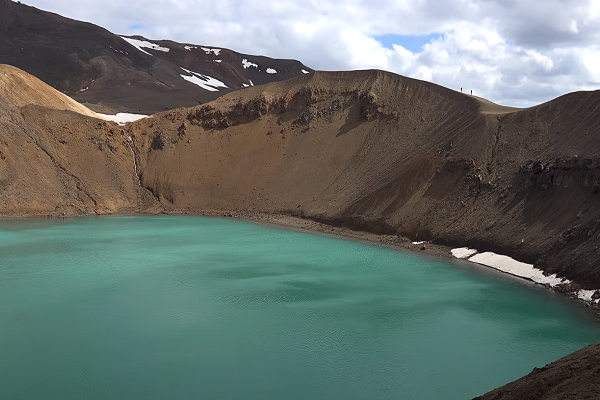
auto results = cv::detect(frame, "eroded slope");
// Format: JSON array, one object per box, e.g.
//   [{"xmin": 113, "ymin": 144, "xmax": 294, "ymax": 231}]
[
  {"xmin": 128, "ymin": 70, "xmax": 600, "ymax": 287},
  {"xmin": 0, "ymin": 65, "xmax": 155, "ymax": 215}
]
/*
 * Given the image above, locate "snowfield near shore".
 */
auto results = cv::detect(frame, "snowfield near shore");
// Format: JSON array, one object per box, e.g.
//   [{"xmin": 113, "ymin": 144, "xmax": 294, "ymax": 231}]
[
  {"xmin": 451, "ymin": 247, "xmax": 600, "ymax": 304},
  {"xmin": 468, "ymin": 252, "xmax": 567, "ymax": 287},
  {"xmin": 98, "ymin": 113, "xmax": 149, "ymax": 125},
  {"xmin": 451, "ymin": 247, "xmax": 477, "ymax": 259}
]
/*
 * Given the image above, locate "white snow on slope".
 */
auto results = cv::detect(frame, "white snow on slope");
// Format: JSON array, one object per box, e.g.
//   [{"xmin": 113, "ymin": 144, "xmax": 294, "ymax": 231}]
[
  {"xmin": 468, "ymin": 252, "xmax": 568, "ymax": 287},
  {"xmin": 266, "ymin": 68, "xmax": 277, "ymax": 74},
  {"xmin": 412, "ymin": 241, "xmax": 425, "ymax": 245},
  {"xmin": 242, "ymin": 59, "xmax": 258, "ymax": 69},
  {"xmin": 578, "ymin": 290, "xmax": 595, "ymax": 301},
  {"xmin": 98, "ymin": 113, "xmax": 149, "ymax": 125},
  {"xmin": 302, "ymin": 69, "xmax": 310, "ymax": 74},
  {"xmin": 180, "ymin": 68, "xmax": 228, "ymax": 91},
  {"xmin": 452, "ymin": 247, "xmax": 599, "ymax": 302},
  {"xmin": 184, "ymin": 46, "xmax": 197, "ymax": 51},
  {"xmin": 121, "ymin": 37, "xmax": 169, "ymax": 55},
  {"xmin": 577, "ymin": 289, "xmax": 600, "ymax": 303},
  {"xmin": 451, "ymin": 247, "xmax": 478, "ymax": 259},
  {"xmin": 201, "ymin": 47, "xmax": 221, "ymax": 56}
]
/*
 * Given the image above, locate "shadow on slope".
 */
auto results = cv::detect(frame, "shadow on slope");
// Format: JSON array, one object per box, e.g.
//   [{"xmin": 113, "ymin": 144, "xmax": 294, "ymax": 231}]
[{"xmin": 127, "ymin": 69, "xmax": 600, "ymax": 287}]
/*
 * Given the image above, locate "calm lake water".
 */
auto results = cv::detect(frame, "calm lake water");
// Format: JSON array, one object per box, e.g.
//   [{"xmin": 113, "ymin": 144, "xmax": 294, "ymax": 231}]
[{"xmin": 0, "ymin": 216, "xmax": 598, "ymax": 400}]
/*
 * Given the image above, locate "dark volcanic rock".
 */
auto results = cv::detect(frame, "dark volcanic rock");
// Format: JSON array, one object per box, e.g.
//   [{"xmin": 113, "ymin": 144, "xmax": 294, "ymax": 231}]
[
  {"xmin": 0, "ymin": 0, "xmax": 312, "ymax": 114},
  {"xmin": 475, "ymin": 342, "xmax": 600, "ymax": 400}
]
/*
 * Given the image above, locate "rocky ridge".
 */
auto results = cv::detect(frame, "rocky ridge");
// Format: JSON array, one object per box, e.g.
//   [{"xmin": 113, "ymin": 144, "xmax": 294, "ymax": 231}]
[
  {"xmin": 0, "ymin": 0, "xmax": 312, "ymax": 114},
  {"xmin": 126, "ymin": 70, "xmax": 600, "ymax": 289}
]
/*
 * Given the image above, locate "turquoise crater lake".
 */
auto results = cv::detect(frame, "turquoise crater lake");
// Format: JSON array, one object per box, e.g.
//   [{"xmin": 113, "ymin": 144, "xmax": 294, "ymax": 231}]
[{"xmin": 0, "ymin": 216, "xmax": 598, "ymax": 399}]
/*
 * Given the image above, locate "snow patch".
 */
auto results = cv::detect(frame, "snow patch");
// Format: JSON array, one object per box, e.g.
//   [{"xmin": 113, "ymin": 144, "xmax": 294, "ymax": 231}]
[
  {"xmin": 302, "ymin": 69, "xmax": 310, "ymax": 74},
  {"xmin": 451, "ymin": 248, "xmax": 478, "ymax": 259},
  {"xmin": 266, "ymin": 68, "xmax": 277, "ymax": 74},
  {"xmin": 184, "ymin": 46, "xmax": 197, "ymax": 51},
  {"xmin": 121, "ymin": 37, "xmax": 169, "ymax": 56},
  {"xmin": 242, "ymin": 83, "xmax": 249, "ymax": 88},
  {"xmin": 180, "ymin": 68, "xmax": 228, "ymax": 91},
  {"xmin": 452, "ymin": 247, "xmax": 599, "ymax": 303},
  {"xmin": 468, "ymin": 252, "xmax": 568, "ymax": 287},
  {"xmin": 79, "ymin": 87, "xmax": 89, "ymax": 92},
  {"xmin": 201, "ymin": 47, "xmax": 221, "ymax": 56},
  {"xmin": 249, "ymin": 80, "xmax": 254, "ymax": 86},
  {"xmin": 242, "ymin": 59, "xmax": 258, "ymax": 69},
  {"xmin": 577, "ymin": 289, "xmax": 598, "ymax": 302},
  {"xmin": 213, "ymin": 60, "xmax": 222, "ymax": 63},
  {"xmin": 98, "ymin": 113, "xmax": 149, "ymax": 125},
  {"xmin": 412, "ymin": 241, "xmax": 425, "ymax": 245}
]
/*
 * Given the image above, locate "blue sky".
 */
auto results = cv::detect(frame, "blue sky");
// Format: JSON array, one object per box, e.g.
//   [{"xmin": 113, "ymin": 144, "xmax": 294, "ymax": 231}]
[{"xmin": 374, "ymin": 33, "xmax": 443, "ymax": 53}]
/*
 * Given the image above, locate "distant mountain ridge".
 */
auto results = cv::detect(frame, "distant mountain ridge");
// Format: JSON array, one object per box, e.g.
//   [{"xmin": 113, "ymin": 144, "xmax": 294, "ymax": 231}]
[{"xmin": 0, "ymin": 0, "xmax": 312, "ymax": 113}]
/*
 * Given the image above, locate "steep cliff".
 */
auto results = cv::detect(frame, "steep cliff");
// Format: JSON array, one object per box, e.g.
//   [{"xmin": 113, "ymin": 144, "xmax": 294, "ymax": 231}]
[{"xmin": 127, "ymin": 70, "xmax": 600, "ymax": 287}]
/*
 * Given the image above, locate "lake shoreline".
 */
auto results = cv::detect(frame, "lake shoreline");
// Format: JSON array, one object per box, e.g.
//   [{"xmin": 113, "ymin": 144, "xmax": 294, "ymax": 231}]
[
  {"xmin": 3, "ymin": 212, "xmax": 598, "ymax": 400},
  {"xmin": 2, "ymin": 208, "xmax": 600, "ymax": 321},
  {"xmin": 243, "ymin": 212, "xmax": 600, "ymax": 316}
]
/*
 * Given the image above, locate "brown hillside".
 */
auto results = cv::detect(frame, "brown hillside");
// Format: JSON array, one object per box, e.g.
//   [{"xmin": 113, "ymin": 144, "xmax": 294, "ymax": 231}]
[
  {"xmin": 0, "ymin": 65, "xmax": 155, "ymax": 215},
  {"xmin": 127, "ymin": 69, "xmax": 600, "ymax": 287},
  {"xmin": 3, "ymin": 65, "xmax": 598, "ymax": 287},
  {"xmin": 0, "ymin": 64, "xmax": 103, "ymax": 118}
]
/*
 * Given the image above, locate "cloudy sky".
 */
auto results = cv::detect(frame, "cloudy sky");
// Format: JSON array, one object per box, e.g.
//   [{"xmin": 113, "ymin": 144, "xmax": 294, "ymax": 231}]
[{"xmin": 22, "ymin": 0, "xmax": 600, "ymax": 107}]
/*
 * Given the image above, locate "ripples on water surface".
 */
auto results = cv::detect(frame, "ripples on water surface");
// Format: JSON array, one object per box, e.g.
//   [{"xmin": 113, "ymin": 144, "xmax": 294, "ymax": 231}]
[{"xmin": 0, "ymin": 216, "xmax": 598, "ymax": 399}]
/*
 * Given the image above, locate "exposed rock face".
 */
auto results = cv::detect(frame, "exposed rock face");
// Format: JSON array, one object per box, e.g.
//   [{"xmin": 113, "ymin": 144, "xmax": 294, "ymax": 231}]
[
  {"xmin": 127, "ymin": 70, "xmax": 600, "ymax": 288},
  {"xmin": 0, "ymin": 0, "xmax": 312, "ymax": 114},
  {"xmin": 0, "ymin": 65, "xmax": 156, "ymax": 216}
]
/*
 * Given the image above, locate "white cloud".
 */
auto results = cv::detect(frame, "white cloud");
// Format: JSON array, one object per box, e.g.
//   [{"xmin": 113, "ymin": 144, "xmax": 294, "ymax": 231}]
[{"xmin": 20, "ymin": 0, "xmax": 600, "ymax": 107}]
